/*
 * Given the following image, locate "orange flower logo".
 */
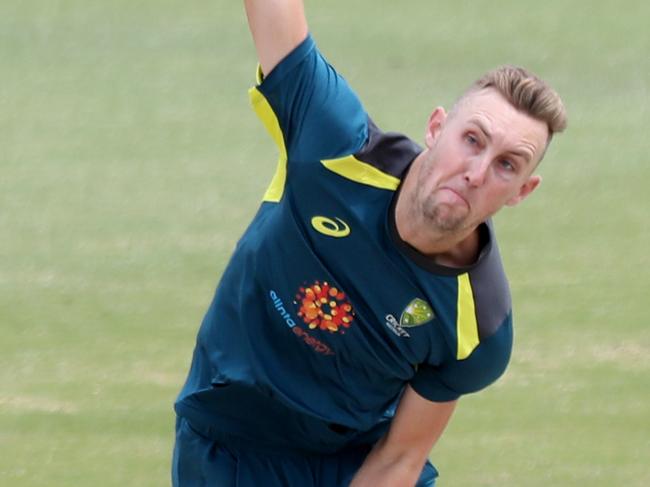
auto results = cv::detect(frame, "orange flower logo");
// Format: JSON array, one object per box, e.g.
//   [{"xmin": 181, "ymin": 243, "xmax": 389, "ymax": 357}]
[{"xmin": 295, "ymin": 281, "xmax": 354, "ymax": 333}]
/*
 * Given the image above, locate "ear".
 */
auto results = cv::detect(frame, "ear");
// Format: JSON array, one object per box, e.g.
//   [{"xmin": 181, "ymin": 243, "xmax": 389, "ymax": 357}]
[
  {"xmin": 506, "ymin": 175, "xmax": 542, "ymax": 206},
  {"xmin": 424, "ymin": 107, "xmax": 447, "ymax": 148}
]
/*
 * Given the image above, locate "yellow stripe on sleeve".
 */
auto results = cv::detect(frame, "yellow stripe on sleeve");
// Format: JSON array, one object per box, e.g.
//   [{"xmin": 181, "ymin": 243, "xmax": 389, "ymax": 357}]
[
  {"xmin": 255, "ymin": 64, "xmax": 264, "ymax": 85},
  {"xmin": 248, "ymin": 86, "xmax": 287, "ymax": 203},
  {"xmin": 321, "ymin": 155, "xmax": 401, "ymax": 191},
  {"xmin": 456, "ymin": 273, "xmax": 480, "ymax": 360}
]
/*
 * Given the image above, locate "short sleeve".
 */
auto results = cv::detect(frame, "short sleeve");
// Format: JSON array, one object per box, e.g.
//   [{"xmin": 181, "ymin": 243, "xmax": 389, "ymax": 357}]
[
  {"xmin": 251, "ymin": 35, "xmax": 368, "ymax": 162},
  {"xmin": 410, "ymin": 319, "xmax": 513, "ymax": 402}
]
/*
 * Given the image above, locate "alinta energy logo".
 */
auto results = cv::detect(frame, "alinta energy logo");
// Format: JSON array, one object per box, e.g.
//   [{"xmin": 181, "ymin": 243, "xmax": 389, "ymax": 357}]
[
  {"xmin": 269, "ymin": 281, "xmax": 355, "ymax": 356},
  {"xmin": 295, "ymin": 281, "xmax": 355, "ymax": 333}
]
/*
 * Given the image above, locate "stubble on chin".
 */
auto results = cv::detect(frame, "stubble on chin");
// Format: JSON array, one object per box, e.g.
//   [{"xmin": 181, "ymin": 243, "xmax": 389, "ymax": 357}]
[{"xmin": 422, "ymin": 198, "xmax": 468, "ymax": 233}]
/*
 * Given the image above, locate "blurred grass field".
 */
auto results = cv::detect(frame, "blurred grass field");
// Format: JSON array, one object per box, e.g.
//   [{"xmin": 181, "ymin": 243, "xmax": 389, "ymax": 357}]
[{"xmin": 1, "ymin": 1, "xmax": 648, "ymax": 485}]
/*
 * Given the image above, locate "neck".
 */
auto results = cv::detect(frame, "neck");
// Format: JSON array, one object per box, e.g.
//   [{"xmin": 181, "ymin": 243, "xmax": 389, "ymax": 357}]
[
  {"xmin": 428, "ymin": 229, "xmax": 481, "ymax": 267},
  {"xmin": 395, "ymin": 155, "xmax": 482, "ymax": 267}
]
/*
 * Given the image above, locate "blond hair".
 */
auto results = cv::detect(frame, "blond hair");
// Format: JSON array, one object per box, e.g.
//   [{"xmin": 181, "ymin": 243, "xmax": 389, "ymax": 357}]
[{"xmin": 463, "ymin": 65, "xmax": 567, "ymax": 140}]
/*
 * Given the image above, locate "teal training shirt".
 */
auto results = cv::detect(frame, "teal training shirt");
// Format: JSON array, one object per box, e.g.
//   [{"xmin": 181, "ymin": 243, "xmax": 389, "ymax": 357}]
[{"xmin": 175, "ymin": 35, "xmax": 513, "ymax": 454}]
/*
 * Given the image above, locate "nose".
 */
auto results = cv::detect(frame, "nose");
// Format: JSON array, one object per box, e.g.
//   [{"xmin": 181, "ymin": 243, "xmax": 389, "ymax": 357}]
[{"xmin": 463, "ymin": 156, "xmax": 490, "ymax": 187}]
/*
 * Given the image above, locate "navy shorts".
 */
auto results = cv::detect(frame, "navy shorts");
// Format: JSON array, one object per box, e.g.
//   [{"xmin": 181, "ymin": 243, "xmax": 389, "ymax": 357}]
[{"xmin": 172, "ymin": 416, "xmax": 438, "ymax": 486}]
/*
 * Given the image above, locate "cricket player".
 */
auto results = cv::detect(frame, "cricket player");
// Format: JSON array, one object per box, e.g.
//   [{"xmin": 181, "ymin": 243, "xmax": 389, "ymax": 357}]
[{"xmin": 173, "ymin": 1, "xmax": 567, "ymax": 485}]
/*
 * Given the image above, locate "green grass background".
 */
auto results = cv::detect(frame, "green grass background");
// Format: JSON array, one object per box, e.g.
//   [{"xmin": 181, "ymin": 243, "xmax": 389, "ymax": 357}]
[{"xmin": 1, "ymin": 1, "xmax": 648, "ymax": 485}]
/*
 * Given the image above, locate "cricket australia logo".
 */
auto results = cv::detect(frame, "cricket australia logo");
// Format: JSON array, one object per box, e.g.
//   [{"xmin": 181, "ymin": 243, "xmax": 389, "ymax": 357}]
[{"xmin": 385, "ymin": 298, "xmax": 435, "ymax": 338}]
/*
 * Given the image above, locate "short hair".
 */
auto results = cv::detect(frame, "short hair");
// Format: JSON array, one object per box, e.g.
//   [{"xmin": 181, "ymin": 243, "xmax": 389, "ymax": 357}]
[{"xmin": 462, "ymin": 65, "xmax": 567, "ymax": 140}]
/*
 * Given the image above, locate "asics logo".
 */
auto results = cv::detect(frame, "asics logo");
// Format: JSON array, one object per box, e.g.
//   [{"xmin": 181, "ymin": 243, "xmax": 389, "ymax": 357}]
[{"xmin": 311, "ymin": 216, "xmax": 350, "ymax": 238}]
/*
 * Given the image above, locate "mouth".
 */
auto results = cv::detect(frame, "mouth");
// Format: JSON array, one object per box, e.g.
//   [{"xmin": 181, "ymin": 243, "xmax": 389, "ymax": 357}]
[{"xmin": 438, "ymin": 187, "xmax": 469, "ymax": 208}]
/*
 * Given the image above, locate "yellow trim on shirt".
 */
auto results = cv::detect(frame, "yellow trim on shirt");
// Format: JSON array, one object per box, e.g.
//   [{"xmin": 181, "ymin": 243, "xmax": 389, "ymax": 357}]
[
  {"xmin": 321, "ymin": 155, "xmax": 400, "ymax": 190},
  {"xmin": 456, "ymin": 273, "xmax": 480, "ymax": 360},
  {"xmin": 248, "ymin": 86, "xmax": 287, "ymax": 203}
]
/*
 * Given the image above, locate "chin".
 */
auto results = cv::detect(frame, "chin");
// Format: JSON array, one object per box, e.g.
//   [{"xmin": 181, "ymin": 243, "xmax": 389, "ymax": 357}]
[
  {"xmin": 425, "ymin": 204, "xmax": 468, "ymax": 232},
  {"xmin": 428, "ymin": 212, "xmax": 467, "ymax": 233}
]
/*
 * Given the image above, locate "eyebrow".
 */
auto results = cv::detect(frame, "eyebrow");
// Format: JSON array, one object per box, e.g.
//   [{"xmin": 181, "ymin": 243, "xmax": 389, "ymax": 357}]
[{"xmin": 469, "ymin": 119, "xmax": 534, "ymax": 164}]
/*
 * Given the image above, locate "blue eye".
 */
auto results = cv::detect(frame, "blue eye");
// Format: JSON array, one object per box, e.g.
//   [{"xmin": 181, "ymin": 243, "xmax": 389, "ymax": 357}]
[
  {"xmin": 465, "ymin": 134, "xmax": 478, "ymax": 145},
  {"xmin": 500, "ymin": 160, "xmax": 514, "ymax": 171}
]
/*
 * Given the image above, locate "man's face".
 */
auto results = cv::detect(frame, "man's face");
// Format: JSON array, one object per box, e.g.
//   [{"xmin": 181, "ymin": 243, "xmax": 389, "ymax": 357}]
[{"xmin": 413, "ymin": 88, "xmax": 549, "ymax": 234}]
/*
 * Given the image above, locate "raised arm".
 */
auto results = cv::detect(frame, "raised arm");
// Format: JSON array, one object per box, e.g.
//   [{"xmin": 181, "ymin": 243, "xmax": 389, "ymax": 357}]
[
  {"xmin": 244, "ymin": 0, "xmax": 309, "ymax": 76},
  {"xmin": 350, "ymin": 386, "xmax": 458, "ymax": 487}
]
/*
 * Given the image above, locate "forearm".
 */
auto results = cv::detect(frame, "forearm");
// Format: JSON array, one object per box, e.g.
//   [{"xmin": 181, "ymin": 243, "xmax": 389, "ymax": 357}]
[
  {"xmin": 349, "ymin": 437, "xmax": 426, "ymax": 487},
  {"xmin": 351, "ymin": 388, "xmax": 457, "ymax": 487},
  {"xmin": 243, "ymin": 0, "xmax": 308, "ymax": 75}
]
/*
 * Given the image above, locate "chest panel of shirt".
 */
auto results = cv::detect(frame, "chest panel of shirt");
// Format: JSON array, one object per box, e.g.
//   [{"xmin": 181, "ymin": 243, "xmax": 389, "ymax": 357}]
[
  {"xmin": 216, "ymin": 169, "xmax": 511, "ymax": 420},
  {"xmin": 250, "ymin": 159, "xmax": 458, "ymax": 374},
  {"xmin": 288, "ymin": 157, "xmax": 505, "ymax": 352}
]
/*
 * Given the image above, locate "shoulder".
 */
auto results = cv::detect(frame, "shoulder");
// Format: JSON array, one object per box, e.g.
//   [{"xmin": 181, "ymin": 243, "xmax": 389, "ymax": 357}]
[
  {"xmin": 466, "ymin": 221, "xmax": 512, "ymax": 343},
  {"xmin": 353, "ymin": 119, "xmax": 423, "ymax": 179},
  {"xmin": 251, "ymin": 34, "xmax": 370, "ymax": 162},
  {"xmin": 319, "ymin": 118, "xmax": 423, "ymax": 190},
  {"xmin": 409, "ymin": 222, "xmax": 514, "ymax": 401}
]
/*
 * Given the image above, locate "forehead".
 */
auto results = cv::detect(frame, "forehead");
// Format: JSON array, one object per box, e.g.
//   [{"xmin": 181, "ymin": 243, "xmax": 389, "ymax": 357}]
[{"xmin": 451, "ymin": 88, "xmax": 549, "ymax": 157}]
